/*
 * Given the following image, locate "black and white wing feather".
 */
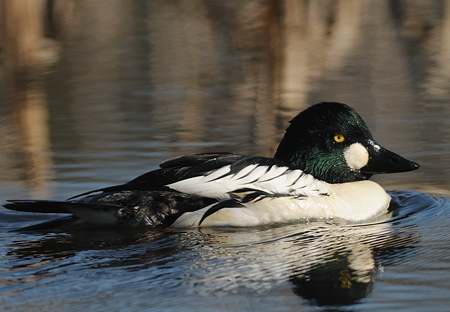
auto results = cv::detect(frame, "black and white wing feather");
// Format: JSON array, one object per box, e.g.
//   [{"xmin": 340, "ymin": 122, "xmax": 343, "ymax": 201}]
[
  {"xmin": 68, "ymin": 153, "xmax": 330, "ymax": 201},
  {"xmin": 166, "ymin": 161, "xmax": 329, "ymax": 199}
]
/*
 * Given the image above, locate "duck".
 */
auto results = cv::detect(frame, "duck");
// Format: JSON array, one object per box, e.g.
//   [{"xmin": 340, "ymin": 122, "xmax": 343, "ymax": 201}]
[{"xmin": 3, "ymin": 102, "xmax": 419, "ymax": 228}]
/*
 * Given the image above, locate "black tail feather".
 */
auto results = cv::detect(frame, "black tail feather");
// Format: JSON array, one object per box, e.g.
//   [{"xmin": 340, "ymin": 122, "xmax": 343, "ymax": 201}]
[
  {"xmin": 66, "ymin": 185, "xmax": 126, "ymax": 200},
  {"xmin": 4, "ymin": 200, "xmax": 72, "ymax": 214},
  {"xmin": 4, "ymin": 200, "xmax": 123, "ymax": 226},
  {"xmin": 4, "ymin": 200, "xmax": 120, "ymax": 215}
]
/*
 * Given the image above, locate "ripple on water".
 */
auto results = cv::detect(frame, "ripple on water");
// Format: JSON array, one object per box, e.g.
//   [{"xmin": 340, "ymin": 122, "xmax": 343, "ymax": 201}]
[{"xmin": 0, "ymin": 190, "xmax": 449, "ymax": 310}]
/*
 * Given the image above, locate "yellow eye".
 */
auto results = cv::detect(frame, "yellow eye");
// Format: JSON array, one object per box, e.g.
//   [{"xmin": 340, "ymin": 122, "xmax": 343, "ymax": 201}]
[{"xmin": 334, "ymin": 134, "xmax": 345, "ymax": 143}]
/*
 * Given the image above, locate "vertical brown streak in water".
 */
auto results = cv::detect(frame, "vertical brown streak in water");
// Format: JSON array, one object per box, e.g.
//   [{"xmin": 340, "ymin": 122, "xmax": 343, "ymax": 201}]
[
  {"xmin": 170, "ymin": 1, "xmax": 214, "ymax": 144},
  {"xmin": 397, "ymin": 0, "xmax": 436, "ymax": 39},
  {"xmin": 418, "ymin": 1, "xmax": 450, "ymax": 189},
  {"xmin": 61, "ymin": 1, "xmax": 134, "ymax": 147},
  {"xmin": 324, "ymin": 0, "xmax": 363, "ymax": 72},
  {"xmin": 11, "ymin": 80, "xmax": 53, "ymax": 197},
  {"xmin": 0, "ymin": 0, "xmax": 59, "ymax": 196},
  {"xmin": 145, "ymin": 1, "xmax": 218, "ymax": 150},
  {"xmin": 232, "ymin": 1, "xmax": 281, "ymax": 156},
  {"xmin": 0, "ymin": 0, "xmax": 59, "ymax": 73},
  {"xmin": 362, "ymin": 0, "xmax": 418, "ymax": 154},
  {"xmin": 267, "ymin": 1, "xmax": 285, "ymax": 156},
  {"xmin": 145, "ymin": 1, "xmax": 281, "ymax": 154},
  {"xmin": 423, "ymin": 1, "xmax": 450, "ymax": 98},
  {"xmin": 277, "ymin": 0, "xmax": 363, "ymax": 125},
  {"xmin": 301, "ymin": 0, "xmax": 364, "ymax": 106},
  {"xmin": 47, "ymin": 0, "xmax": 77, "ymax": 40},
  {"xmin": 0, "ymin": 87, "xmax": 22, "ymax": 184},
  {"xmin": 305, "ymin": 1, "xmax": 418, "ymax": 126},
  {"xmin": 278, "ymin": 0, "xmax": 309, "ymax": 114}
]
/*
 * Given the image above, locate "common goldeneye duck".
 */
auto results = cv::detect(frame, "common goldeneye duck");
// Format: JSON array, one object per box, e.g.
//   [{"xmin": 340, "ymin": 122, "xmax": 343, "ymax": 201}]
[{"xmin": 4, "ymin": 102, "xmax": 419, "ymax": 228}]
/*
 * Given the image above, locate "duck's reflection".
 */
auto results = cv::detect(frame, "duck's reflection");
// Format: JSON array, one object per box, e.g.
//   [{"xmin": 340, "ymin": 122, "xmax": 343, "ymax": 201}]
[{"xmin": 290, "ymin": 244, "xmax": 375, "ymax": 305}]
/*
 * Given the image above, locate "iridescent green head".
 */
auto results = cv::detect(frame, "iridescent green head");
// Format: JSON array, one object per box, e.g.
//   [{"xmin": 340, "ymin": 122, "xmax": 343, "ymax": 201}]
[{"xmin": 274, "ymin": 102, "xmax": 419, "ymax": 183}]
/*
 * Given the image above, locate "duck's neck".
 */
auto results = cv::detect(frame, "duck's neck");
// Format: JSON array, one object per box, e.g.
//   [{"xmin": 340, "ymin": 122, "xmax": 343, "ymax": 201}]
[
  {"xmin": 274, "ymin": 132, "xmax": 332, "ymax": 179},
  {"xmin": 273, "ymin": 132, "xmax": 295, "ymax": 163},
  {"xmin": 274, "ymin": 134, "xmax": 364, "ymax": 184},
  {"xmin": 273, "ymin": 132, "xmax": 304, "ymax": 166}
]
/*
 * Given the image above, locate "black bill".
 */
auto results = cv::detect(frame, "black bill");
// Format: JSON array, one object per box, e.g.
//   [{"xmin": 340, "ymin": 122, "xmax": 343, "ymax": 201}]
[{"xmin": 361, "ymin": 142, "xmax": 420, "ymax": 174}]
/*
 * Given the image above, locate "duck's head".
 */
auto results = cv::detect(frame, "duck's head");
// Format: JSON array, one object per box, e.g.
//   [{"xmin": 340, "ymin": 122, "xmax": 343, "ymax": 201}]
[{"xmin": 274, "ymin": 102, "xmax": 419, "ymax": 183}]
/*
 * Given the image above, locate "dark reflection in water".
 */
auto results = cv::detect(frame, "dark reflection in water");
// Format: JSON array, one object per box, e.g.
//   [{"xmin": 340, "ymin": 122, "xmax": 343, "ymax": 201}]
[
  {"xmin": 1, "ymin": 1, "xmax": 450, "ymax": 311},
  {"xmin": 291, "ymin": 254, "xmax": 375, "ymax": 306}
]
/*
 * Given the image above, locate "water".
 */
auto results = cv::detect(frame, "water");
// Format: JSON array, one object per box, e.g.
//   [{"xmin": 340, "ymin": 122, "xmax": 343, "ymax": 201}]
[{"xmin": 0, "ymin": 1, "xmax": 450, "ymax": 311}]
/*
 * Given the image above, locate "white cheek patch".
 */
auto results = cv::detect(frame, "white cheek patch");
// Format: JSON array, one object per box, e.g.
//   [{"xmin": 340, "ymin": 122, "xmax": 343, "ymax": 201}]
[{"xmin": 344, "ymin": 143, "xmax": 369, "ymax": 170}]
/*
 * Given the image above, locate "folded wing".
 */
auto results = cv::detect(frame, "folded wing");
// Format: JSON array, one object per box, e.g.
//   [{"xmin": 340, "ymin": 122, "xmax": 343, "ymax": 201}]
[{"xmin": 68, "ymin": 153, "xmax": 329, "ymax": 201}]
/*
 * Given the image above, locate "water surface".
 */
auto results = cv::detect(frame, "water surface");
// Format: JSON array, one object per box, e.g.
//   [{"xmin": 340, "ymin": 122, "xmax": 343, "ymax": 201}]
[{"xmin": 0, "ymin": 1, "xmax": 449, "ymax": 311}]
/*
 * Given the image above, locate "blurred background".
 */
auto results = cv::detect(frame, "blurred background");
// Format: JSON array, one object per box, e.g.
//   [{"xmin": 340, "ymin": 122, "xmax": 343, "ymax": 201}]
[{"xmin": 0, "ymin": 0, "xmax": 449, "ymax": 200}]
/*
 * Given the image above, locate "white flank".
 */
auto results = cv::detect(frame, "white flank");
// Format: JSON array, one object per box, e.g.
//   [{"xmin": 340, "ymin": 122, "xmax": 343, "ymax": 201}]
[{"xmin": 171, "ymin": 180, "xmax": 391, "ymax": 227}]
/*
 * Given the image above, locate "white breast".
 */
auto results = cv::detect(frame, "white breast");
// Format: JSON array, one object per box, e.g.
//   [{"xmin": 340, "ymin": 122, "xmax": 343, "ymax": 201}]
[
  {"xmin": 325, "ymin": 180, "xmax": 391, "ymax": 221},
  {"xmin": 171, "ymin": 180, "xmax": 391, "ymax": 227}
]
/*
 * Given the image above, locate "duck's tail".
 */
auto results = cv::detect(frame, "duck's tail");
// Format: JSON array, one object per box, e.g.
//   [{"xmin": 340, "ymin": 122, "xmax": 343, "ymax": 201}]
[
  {"xmin": 3, "ymin": 200, "xmax": 121, "ymax": 225},
  {"xmin": 4, "ymin": 200, "xmax": 75, "ymax": 214}
]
